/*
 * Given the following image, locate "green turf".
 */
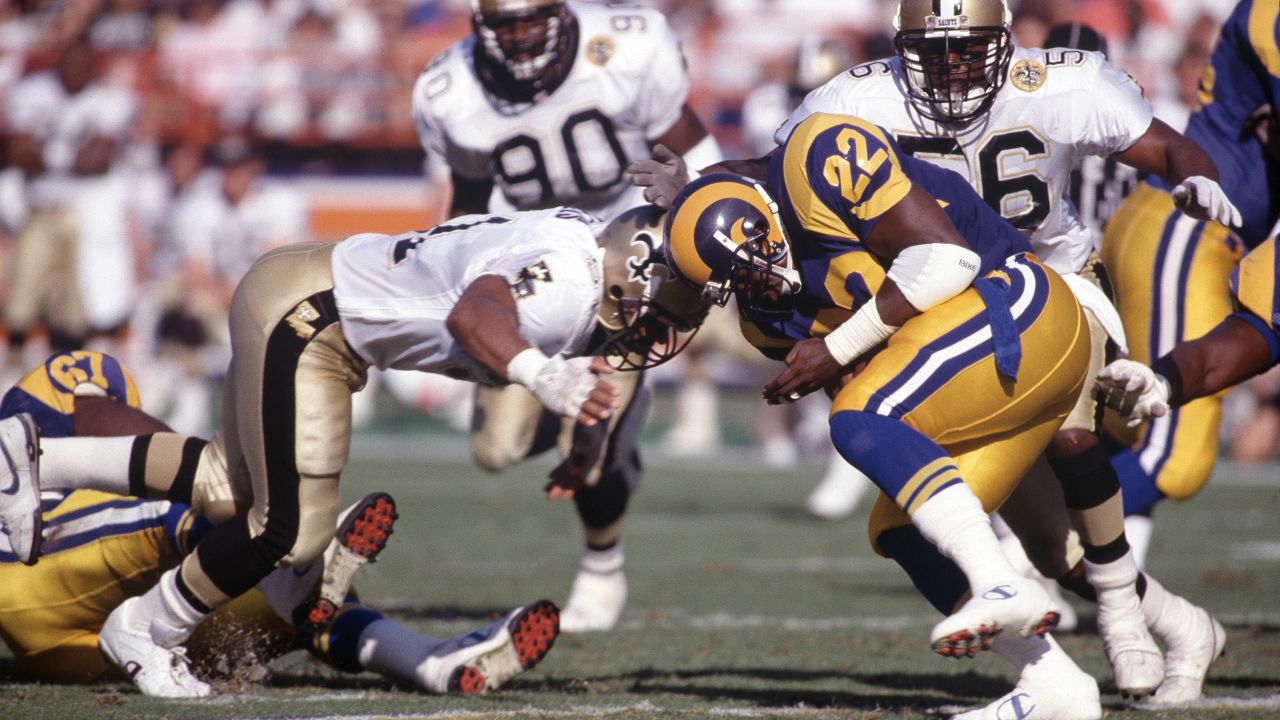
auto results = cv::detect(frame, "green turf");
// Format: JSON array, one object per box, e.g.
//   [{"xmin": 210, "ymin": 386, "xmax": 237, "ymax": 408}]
[{"xmin": 2, "ymin": 443, "xmax": 1277, "ymax": 719}]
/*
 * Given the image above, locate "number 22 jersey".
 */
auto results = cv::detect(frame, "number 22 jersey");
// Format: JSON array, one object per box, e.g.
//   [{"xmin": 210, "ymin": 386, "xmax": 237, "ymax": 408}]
[{"xmin": 412, "ymin": 1, "xmax": 690, "ymax": 222}]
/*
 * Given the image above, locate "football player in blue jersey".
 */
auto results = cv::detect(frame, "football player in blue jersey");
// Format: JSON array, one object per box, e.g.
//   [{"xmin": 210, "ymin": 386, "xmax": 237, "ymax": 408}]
[
  {"xmin": 1100, "ymin": 0, "xmax": 1280, "ymax": 569},
  {"xmin": 0, "ymin": 351, "xmax": 561, "ymax": 697},
  {"xmin": 665, "ymin": 112, "xmax": 1104, "ymax": 719}
]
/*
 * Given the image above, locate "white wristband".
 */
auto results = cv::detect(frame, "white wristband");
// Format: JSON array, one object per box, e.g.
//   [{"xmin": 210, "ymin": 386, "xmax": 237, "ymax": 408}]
[
  {"xmin": 824, "ymin": 300, "xmax": 899, "ymax": 367},
  {"xmin": 506, "ymin": 347, "xmax": 551, "ymax": 388}
]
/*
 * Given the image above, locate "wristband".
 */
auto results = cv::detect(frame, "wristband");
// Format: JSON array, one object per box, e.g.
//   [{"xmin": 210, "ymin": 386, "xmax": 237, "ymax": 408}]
[
  {"xmin": 506, "ymin": 347, "xmax": 550, "ymax": 388},
  {"xmin": 824, "ymin": 300, "xmax": 898, "ymax": 366},
  {"xmin": 1151, "ymin": 353, "xmax": 1183, "ymax": 408}
]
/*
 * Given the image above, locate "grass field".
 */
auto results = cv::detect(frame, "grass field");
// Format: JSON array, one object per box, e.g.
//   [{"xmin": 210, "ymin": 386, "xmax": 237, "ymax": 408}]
[{"xmin": 1, "ymin": 403, "xmax": 1278, "ymax": 719}]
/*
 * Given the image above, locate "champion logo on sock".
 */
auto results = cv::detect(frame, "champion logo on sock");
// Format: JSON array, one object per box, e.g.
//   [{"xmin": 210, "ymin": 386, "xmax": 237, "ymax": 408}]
[
  {"xmin": 997, "ymin": 692, "xmax": 1036, "ymax": 719},
  {"xmin": 982, "ymin": 585, "xmax": 1019, "ymax": 601}
]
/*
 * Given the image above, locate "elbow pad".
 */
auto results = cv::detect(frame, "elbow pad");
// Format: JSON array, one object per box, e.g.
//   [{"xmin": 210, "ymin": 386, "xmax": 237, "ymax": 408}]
[{"xmin": 887, "ymin": 243, "xmax": 981, "ymax": 312}]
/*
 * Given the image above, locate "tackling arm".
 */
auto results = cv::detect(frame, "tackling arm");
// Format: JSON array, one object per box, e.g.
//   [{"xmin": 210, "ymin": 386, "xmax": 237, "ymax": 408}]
[{"xmin": 446, "ymin": 275, "xmax": 618, "ymax": 425}]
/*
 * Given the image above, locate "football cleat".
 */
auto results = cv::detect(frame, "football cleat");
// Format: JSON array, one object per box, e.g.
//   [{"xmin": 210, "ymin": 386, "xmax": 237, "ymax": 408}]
[
  {"xmin": 422, "ymin": 600, "xmax": 560, "ymax": 694},
  {"xmin": 559, "ymin": 565, "xmax": 627, "ymax": 633},
  {"xmin": 1097, "ymin": 592, "xmax": 1163, "ymax": 698},
  {"xmin": 0, "ymin": 413, "xmax": 42, "ymax": 565},
  {"xmin": 303, "ymin": 492, "xmax": 398, "ymax": 633},
  {"xmin": 1149, "ymin": 603, "xmax": 1226, "ymax": 705},
  {"xmin": 99, "ymin": 596, "xmax": 211, "ymax": 698},
  {"xmin": 931, "ymin": 578, "xmax": 1059, "ymax": 658},
  {"xmin": 951, "ymin": 660, "xmax": 1101, "ymax": 719}
]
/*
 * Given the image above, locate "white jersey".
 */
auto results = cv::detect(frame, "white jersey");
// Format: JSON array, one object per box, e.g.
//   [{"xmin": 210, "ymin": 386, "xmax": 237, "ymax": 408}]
[
  {"xmin": 779, "ymin": 47, "xmax": 1153, "ymax": 275},
  {"xmin": 4, "ymin": 71, "xmax": 136, "ymax": 208},
  {"xmin": 412, "ymin": 1, "xmax": 689, "ymax": 222},
  {"xmin": 331, "ymin": 208, "xmax": 603, "ymax": 384}
]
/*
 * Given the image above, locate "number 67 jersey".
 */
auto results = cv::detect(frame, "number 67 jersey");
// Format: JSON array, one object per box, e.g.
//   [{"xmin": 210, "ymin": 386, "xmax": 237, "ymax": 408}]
[
  {"xmin": 778, "ymin": 47, "xmax": 1153, "ymax": 276},
  {"xmin": 413, "ymin": 2, "xmax": 689, "ymax": 222}
]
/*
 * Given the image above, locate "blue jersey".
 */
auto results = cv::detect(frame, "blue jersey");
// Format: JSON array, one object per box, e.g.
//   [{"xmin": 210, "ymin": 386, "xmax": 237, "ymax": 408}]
[
  {"xmin": 0, "ymin": 351, "xmax": 141, "ymax": 439},
  {"xmin": 747, "ymin": 113, "xmax": 1033, "ymax": 353},
  {"xmin": 1153, "ymin": 0, "xmax": 1280, "ymax": 246}
]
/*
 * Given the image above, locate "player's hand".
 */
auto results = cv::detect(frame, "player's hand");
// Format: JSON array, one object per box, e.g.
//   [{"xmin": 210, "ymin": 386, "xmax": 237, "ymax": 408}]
[
  {"xmin": 1095, "ymin": 359, "xmax": 1171, "ymax": 427},
  {"xmin": 763, "ymin": 338, "xmax": 844, "ymax": 405},
  {"xmin": 627, "ymin": 144, "xmax": 691, "ymax": 209},
  {"xmin": 1171, "ymin": 175, "xmax": 1242, "ymax": 228},
  {"xmin": 528, "ymin": 356, "xmax": 619, "ymax": 424}
]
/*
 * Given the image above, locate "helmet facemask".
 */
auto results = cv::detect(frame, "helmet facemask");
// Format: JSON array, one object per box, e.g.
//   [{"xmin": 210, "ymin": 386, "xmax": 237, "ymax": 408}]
[
  {"xmin": 473, "ymin": 0, "xmax": 577, "ymax": 103},
  {"xmin": 594, "ymin": 205, "xmax": 710, "ymax": 370},
  {"xmin": 894, "ymin": 5, "xmax": 1012, "ymax": 124}
]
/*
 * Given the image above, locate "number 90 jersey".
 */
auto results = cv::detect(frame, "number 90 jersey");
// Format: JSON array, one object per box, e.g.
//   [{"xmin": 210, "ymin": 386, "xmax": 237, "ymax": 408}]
[
  {"xmin": 413, "ymin": 2, "xmax": 690, "ymax": 222},
  {"xmin": 778, "ymin": 47, "xmax": 1153, "ymax": 276}
]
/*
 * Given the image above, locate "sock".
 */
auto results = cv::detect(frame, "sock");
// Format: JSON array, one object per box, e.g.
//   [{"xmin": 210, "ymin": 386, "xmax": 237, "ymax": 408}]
[
  {"xmin": 829, "ymin": 410, "xmax": 959, "ymax": 512},
  {"xmin": 1051, "ymin": 440, "xmax": 1131, "ymax": 564},
  {"xmin": 140, "ymin": 567, "xmax": 208, "ymax": 648},
  {"xmin": 1124, "ymin": 515, "xmax": 1154, "ymax": 571},
  {"xmin": 311, "ymin": 605, "xmax": 385, "ymax": 673},
  {"xmin": 878, "ymin": 524, "xmax": 969, "ymax": 613},
  {"xmin": 40, "ymin": 436, "xmax": 135, "ymax": 494},
  {"xmin": 1138, "ymin": 573, "xmax": 1175, "ymax": 639},
  {"xmin": 356, "ymin": 616, "xmax": 443, "ymax": 691},
  {"xmin": 1083, "ymin": 554, "xmax": 1141, "ymax": 615},
  {"xmin": 1107, "ymin": 445, "xmax": 1165, "ymax": 515},
  {"xmin": 911, "ymin": 484, "xmax": 1016, "ymax": 591},
  {"xmin": 580, "ymin": 541, "xmax": 624, "ymax": 574}
]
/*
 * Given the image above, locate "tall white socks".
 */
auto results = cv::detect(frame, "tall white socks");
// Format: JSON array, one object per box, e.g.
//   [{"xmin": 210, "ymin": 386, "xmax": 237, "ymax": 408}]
[
  {"xmin": 40, "ymin": 436, "xmax": 136, "ymax": 495},
  {"xmin": 912, "ymin": 484, "xmax": 1017, "ymax": 590},
  {"xmin": 138, "ymin": 567, "xmax": 209, "ymax": 648}
]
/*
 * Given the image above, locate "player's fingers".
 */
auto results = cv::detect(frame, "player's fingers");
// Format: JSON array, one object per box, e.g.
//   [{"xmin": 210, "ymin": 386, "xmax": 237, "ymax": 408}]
[
  {"xmin": 589, "ymin": 356, "xmax": 616, "ymax": 375},
  {"xmin": 651, "ymin": 143, "xmax": 675, "ymax": 161}
]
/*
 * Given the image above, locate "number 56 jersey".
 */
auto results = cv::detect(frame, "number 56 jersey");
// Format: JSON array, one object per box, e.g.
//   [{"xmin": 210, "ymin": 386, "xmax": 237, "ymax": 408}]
[
  {"xmin": 778, "ymin": 47, "xmax": 1153, "ymax": 276},
  {"xmin": 413, "ymin": 2, "xmax": 690, "ymax": 222}
]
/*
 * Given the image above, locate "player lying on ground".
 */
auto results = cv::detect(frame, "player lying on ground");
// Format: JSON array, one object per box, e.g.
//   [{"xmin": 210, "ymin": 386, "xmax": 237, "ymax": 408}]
[
  {"xmin": 0, "ymin": 206, "xmax": 708, "ymax": 698},
  {"xmin": 0, "ymin": 351, "xmax": 560, "ymax": 696}
]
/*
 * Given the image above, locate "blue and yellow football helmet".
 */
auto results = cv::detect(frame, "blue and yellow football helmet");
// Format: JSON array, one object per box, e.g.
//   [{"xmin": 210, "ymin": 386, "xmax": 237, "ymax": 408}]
[
  {"xmin": 663, "ymin": 173, "xmax": 802, "ymax": 321},
  {"xmin": 0, "ymin": 351, "xmax": 141, "ymax": 438}
]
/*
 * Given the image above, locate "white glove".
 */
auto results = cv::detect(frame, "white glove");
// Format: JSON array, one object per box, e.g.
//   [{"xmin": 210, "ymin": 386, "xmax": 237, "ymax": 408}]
[
  {"xmin": 513, "ymin": 352, "xmax": 600, "ymax": 419},
  {"xmin": 1095, "ymin": 359, "xmax": 1171, "ymax": 427},
  {"xmin": 1171, "ymin": 175, "xmax": 1243, "ymax": 228},
  {"xmin": 626, "ymin": 143, "xmax": 694, "ymax": 209}
]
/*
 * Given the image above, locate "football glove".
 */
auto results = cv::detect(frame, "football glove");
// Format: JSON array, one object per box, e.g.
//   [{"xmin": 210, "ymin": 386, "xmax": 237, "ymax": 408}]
[
  {"xmin": 1171, "ymin": 175, "xmax": 1242, "ymax": 228},
  {"xmin": 1096, "ymin": 359, "xmax": 1171, "ymax": 427},
  {"xmin": 627, "ymin": 144, "xmax": 692, "ymax": 209},
  {"xmin": 525, "ymin": 354, "xmax": 601, "ymax": 419}
]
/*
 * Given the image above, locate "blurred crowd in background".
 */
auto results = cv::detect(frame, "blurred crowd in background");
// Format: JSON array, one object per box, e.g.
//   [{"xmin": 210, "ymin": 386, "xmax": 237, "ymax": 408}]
[{"xmin": 2, "ymin": 0, "xmax": 1275, "ymax": 464}]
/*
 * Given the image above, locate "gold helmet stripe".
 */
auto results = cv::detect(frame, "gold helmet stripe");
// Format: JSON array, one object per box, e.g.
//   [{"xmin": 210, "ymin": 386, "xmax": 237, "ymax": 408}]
[{"xmin": 667, "ymin": 180, "xmax": 767, "ymax": 287}]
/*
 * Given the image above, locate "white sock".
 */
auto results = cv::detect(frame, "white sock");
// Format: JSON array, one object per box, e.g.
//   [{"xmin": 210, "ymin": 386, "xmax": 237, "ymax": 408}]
[
  {"xmin": 357, "ymin": 618, "xmax": 437, "ymax": 690},
  {"xmin": 1139, "ymin": 573, "xmax": 1176, "ymax": 640},
  {"xmin": 911, "ymin": 483, "xmax": 1016, "ymax": 590},
  {"xmin": 41, "ymin": 436, "xmax": 135, "ymax": 495},
  {"xmin": 581, "ymin": 542, "xmax": 624, "ymax": 574},
  {"xmin": 1124, "ymin": 515, "xmax": 1154, "ymax": 570},
  {"xmin": 140, "ymin": 567, "xmax": 208, "ymax": 648},
  {"xmin": 992, "ymin": 633, "xmax": 1083, "ymax": 682},
  {"xmin": 1083, "ymin": 553, "xmax": 1141, "ymax": 609}
]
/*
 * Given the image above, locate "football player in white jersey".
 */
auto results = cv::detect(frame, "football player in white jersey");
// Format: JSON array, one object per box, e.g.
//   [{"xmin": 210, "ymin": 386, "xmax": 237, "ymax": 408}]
[
  {"xmin": 631, "ymin": 0, "xmax": 1237, "ymax": 712},
  {"xmin": 412, "ymin": 0, "xmax": 721, "ymax": 632},
  {"xmin": 0, "ymin": 204, "xmax": 709, "ymax": 697}
]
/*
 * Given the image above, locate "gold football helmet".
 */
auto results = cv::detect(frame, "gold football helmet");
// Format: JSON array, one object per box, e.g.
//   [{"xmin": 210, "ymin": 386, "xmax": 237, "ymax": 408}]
[
  {"xmin": 790, "ymin": 35, "xmax": 853, "ymax": 101},
  {"xmin": 473, "ymin": 0, "xmax": 576, "ymax": 103},
  {"xmin": 893, "ymin": 0, "xmax": 1013, "ymax": 124},
  {"xmin": 663, "ymin": 173, "xmax": 802, "ymax": 322},
  {"xmin": 594, "ymin": 204, "xmax": 709, "ymax": 370}
]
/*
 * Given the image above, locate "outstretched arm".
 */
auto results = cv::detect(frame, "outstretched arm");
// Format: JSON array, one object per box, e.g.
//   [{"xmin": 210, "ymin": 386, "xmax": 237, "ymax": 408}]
[
  {"xmin": 447, "ymin": 275, "xmax": 618, "ymax": 425},
  {"xmin": 1114, "ymin": 118, "xmax": 1242, "ymax": 226}
]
